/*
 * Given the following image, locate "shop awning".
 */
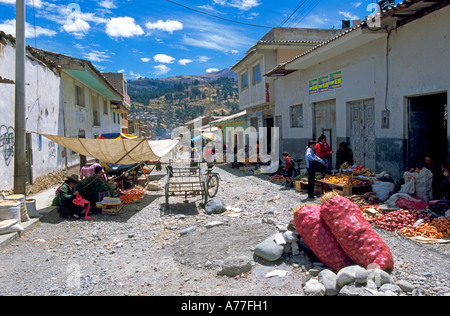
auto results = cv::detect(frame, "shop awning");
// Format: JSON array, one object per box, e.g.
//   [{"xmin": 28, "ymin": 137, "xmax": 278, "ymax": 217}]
[{"xmin": 38, "ymin": 133, "xmax": 179, "ymax": 164}]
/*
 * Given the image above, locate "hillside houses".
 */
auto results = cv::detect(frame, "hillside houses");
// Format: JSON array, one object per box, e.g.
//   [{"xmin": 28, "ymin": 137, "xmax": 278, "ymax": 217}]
[
  {"xmin": 0, "ymin": 31, "xmax": 131, "ymax": 192},
  {"xmin": 232, "ymin": 0, "xmax": 450, "ymax": 180}
]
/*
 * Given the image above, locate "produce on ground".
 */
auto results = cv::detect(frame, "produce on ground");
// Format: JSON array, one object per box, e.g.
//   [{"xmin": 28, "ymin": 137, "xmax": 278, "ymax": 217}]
[
  {"xmin": 368, "ymin": 209, "xmax": 432, "ymax": 232},
  {"xmin": 320, "ymin": 193, "xmax": 394, "ymax": 271},
  {"xmin": 399, "ymin": 217, "xmax": 450, "ymax": 239},
  {"xmin": 348, "ymin": 192, "xmax": 383, "ymax": 207},
  {"xmin": 293, "ymin": 204, "xmax": 353, "ymax": 272}
]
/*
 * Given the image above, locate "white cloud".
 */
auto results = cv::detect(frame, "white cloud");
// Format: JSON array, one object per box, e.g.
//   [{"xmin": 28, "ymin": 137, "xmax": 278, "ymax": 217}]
[
  {"xmin": 153, "ymin": 54, "xmax": 175, "ymax": 64},
  {"xmin": 206, "ymin": 68, "xmax": 219, "ymax": 73},
  {"xmin": 99, "ymin": 0, "xmax": 117, "ymax": 9},
  {"xmin": 106, "ymin": 17, "xmax": 144, "ymax": 38},
  {"xmin": 0, "ymin": 19, "xmax": 57, "ymax": 38},
  {"xmin": 183, "ymin": 18, "xmax": 253, "ymax": 52},
  {"xmin": 117, "ymin": 69, "xmax": 125, "ymax": 73},
  {"xmin": 353, "ymin": 2, "xmax": 362, "ymax": 8},
  {"xmin": 213, "ymin": 0, "xmax": 261, "ymax": 11},
  {"xmin": 145, "ymin": 20, "xmax": 183, "ymax": 34},
  {"xmin": 141, "ymin": 57, "xmax": 151, "ymax": 63},
  {"xmin": 63, "ymin": 18, "xmax": 90, "ymax": 37},
  {"xmin": 83, "ymin": 50, "xmax": 110, "ymax": 62},
  {"xmin": 154, "ymin": 64, "xmax": 171, "ymax": 76},
  {"xmin": 179, "ymin": 59, "xmax": 193, "ymax": 66},
  {"xmin": 197, "ymin": 56, "xmax": 211, "ymax": 63},
  {"xmin": 339, "ymin": 11, "xmax": 360, "ymax": 20}
]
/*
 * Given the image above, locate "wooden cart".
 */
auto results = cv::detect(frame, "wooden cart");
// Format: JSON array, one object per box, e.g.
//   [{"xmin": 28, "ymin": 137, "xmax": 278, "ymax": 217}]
[{"xmin": 165, "ymin": 166, "xmax": 207, "ymax": 208}]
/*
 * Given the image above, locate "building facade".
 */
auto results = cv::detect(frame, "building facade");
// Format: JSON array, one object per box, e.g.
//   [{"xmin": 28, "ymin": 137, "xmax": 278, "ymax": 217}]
[
  {"xmin": 0, "ymin": 32, "xmax": 130, "ymax": 192},
  {"xmin": 266, "ymin": 0, "xmax": 449, "ymax": 179}
]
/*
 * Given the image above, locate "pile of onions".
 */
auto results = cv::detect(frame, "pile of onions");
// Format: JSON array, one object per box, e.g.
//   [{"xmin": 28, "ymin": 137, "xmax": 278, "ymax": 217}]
[{"xmin": 368, "ymin": 209, "xmax": 433, "ymax": 232}]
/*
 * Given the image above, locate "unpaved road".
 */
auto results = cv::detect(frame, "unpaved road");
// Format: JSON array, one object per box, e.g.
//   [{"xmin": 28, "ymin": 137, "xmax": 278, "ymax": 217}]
[{"xmin": 0, "ymin": 164, "xmax": 449, "ymax": 297}]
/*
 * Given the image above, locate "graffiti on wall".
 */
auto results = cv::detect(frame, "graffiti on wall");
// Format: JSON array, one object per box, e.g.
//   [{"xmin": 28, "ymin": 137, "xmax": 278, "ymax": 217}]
[{"xmin": 0, "ymin": 125, "xmax": 14, "ymax": 166}]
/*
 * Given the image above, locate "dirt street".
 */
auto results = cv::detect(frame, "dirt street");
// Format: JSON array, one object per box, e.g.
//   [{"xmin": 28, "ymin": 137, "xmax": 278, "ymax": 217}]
[{"xmin": 0, "ymin": 164, "xmax": 449, "ymax": 297}]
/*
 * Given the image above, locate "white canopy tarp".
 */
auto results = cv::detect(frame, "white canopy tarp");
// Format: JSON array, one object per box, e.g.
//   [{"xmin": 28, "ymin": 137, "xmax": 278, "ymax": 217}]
[{"xmin": 39, "ymin": 133, "xmax": 179, "ymax": 165}]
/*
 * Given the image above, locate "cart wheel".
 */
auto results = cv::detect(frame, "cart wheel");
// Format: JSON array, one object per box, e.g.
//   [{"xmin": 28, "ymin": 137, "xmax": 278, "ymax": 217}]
[{"xmin": 206, "ymin": 174, "xmax": 219, "ymax": 198}]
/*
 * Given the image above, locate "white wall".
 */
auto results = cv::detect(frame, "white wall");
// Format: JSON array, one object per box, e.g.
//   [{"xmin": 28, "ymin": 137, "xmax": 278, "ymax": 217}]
[{"xmin": 0, "ymin": 38, "xmax": 63, "ymax": 191}]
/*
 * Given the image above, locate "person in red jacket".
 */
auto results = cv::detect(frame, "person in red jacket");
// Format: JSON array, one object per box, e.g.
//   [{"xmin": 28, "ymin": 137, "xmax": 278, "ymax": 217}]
[
  {"xmin": 315, "ymin": 134, "xmax": 333, "ymax": 173},
  {"xmin": 282, "ymin": 152, "xmax": 295, "ymax": 188}
]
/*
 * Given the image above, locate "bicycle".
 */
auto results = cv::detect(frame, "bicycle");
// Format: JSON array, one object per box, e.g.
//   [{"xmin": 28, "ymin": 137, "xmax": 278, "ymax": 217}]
[{"xmin": 204, "ymin": 163, "xmax": 220, "ymax": 198}]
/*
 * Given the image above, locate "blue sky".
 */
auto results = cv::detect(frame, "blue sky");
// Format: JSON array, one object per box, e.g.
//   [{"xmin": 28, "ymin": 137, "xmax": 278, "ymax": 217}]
[{"xmin": 0, "ymin": 0, "xmax": 394, "ymax": 79}]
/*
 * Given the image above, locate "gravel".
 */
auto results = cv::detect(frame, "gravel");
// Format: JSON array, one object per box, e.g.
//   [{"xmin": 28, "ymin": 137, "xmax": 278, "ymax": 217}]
[{"xmin": 0, "ymin": 164, "xmax": 449, "ymax": 296}]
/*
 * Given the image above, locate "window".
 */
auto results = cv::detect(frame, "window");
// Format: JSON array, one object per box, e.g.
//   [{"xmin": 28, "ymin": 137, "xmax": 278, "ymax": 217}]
[
  {"xmin": 75, "ymin": 85, "xmax": 85, "ymax": 107},
  {"xmin": 92, "ymin": 94, "xmax": 100, "ymax": 126},
  {"xmin": 290, "ymin": 104, "xmax": 303, "ymax": 128},
  {"xmin": 103, "ymin": 98, "xmax": 109, "ymax": 115},
  {"xmin": 253, "ymin": 64, "xmax": 261, "ymax": 84},
  {"xmin": 241, "ymin": 73, "xmax": 248, "ymax": 89}
]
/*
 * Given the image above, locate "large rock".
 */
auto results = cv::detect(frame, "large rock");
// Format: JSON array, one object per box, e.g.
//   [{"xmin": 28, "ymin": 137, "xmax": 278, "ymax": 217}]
[
  {"xmin": 217, "ymin": 256, "xmax": 252, "ymax": 277},
  {"xmin": 303, "ymin": 279, "xmax": 326, "ymax": 296},
  {"xmin": 253, "ymin": 234, "xmax": 284, "ymax": 262},
  {"xmin": 205, "ymin": 198, "xmax": 226, "ymax": 215},
  {"xmin": 318, "ymin": 269, "xmax": 339, "ymax": 296}
]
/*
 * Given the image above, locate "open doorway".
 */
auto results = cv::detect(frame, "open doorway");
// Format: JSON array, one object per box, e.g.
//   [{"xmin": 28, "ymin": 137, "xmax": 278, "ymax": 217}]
[{"xmin": 408, "ymin": 92, "xmax": 447, "ymax": 168}]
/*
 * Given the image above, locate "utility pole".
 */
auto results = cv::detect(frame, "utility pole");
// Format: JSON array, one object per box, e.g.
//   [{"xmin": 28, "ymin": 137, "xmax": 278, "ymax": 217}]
[{"xmin": 14, "ymin": 0, "xmax": 27, "ymax": 195}]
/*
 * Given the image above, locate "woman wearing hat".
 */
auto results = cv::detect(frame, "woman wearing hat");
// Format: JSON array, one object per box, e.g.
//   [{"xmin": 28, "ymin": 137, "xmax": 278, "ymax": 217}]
[{"xmin": 52, "ymin": 175, "xmax": 91, "ymax": 219}]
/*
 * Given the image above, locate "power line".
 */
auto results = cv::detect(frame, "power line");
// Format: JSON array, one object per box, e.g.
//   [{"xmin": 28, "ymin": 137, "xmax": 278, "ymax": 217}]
[
  {"xmin": 164, "ymin": 0, "xmax": 272, "ymax": 29},
  {"xmin": 279, "ymin": 0, "xmax": 309, "ymax": 27}
]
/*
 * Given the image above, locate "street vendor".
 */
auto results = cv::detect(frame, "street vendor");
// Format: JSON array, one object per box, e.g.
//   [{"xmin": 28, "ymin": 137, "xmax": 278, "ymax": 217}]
[
  {"xmin": 336, "ymin": 142, "xmax": 354, "ymax": 170},
  {"xmin": 52, "ymin": 175, "xmax": 91, "ymax": 219},
  {"xmin": 315, "ymin": 134, "xmax": 333, "ymax": 173},
  {"xmin": 75, "ymin": 166, "xmax": 115, "ymax": 209}
]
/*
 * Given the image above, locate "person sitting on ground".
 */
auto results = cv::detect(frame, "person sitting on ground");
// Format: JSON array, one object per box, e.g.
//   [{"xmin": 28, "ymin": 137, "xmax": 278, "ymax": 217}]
[
  {"xmin": 282, "ymin": 152, "xmax": 295, "ymax": 188},
  {"xmin": 336, "ymin": 142, "xmax": 354, "ymax": 170},
  {"xmin": 75, "ymin": 166, "xmax": 115, "ymax": 209},
  {"xmin": 52, "ymin": 175, "xmax": 91, "ymax": 219}
]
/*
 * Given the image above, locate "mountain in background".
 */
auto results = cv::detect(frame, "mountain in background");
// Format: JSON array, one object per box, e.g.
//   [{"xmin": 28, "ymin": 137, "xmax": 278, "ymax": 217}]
[{"xmin": 127, "ymin": 69, "xmax": 240, "ymax": 138}]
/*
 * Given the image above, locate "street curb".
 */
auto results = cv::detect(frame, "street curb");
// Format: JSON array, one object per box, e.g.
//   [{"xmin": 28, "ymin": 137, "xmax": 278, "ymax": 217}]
[{"xmin": 0, "ymin": 206, "xmax": 57, "ymax": 251}]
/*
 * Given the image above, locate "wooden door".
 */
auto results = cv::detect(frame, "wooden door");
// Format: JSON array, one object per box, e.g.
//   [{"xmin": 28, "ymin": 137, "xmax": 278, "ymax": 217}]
[
  {"xmin": 349, "ymin": 99, "xmax": 376, "ymax": 170},
  {"xmin": 314, "ymin": 100, "xmax": 337, "ymax": 168}
]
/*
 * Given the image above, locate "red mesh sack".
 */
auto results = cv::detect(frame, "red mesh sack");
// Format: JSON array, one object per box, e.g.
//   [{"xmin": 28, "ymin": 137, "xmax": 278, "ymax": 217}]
[
  {"xmin": 293, "ymin": 204, "xmax": 353, "ymax": 272},
  {"xmin": 320, "ymin": 195, "xmax": 394, "ymax": 271}
]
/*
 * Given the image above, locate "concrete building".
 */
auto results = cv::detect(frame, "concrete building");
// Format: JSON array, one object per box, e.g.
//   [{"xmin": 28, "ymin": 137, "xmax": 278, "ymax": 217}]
[
  {"xmin": 0, "ymin": 31, "xmax": 130, "ymax": 192},
  {"xmin": 265, "ymin": 0, "xmax": 449, "ymax": 179},
  {"xmin": 231, "ymin": 27, "xmax": 343, "ymax": 155}
]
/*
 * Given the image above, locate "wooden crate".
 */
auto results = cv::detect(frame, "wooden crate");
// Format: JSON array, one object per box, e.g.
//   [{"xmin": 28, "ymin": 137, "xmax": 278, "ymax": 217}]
[
  {"xmin": 296, "ymin": 180, "xmax": 323, "ymax": 195},
  {"xmin": 316, "ymin": 180, "xmax": 371, "ymax": 197},
  {"xmin": 102, "ymin": 203, "xmax": 123, "ymax": 215}
]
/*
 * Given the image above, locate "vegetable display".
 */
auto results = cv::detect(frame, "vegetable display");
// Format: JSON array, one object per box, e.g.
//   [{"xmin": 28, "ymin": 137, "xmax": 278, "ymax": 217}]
[
  {"xmin": 399, "ymin": 217, "xmax": 450, "ymax": 239},
  {"xmin": 118, "ymin": 188, "xmax": 146, "ymax": 204},
  {"xmin": 322, "ymin": 174, "xmax": 368, "ymax": 186},
  {"xmin": 369, "ymin": 209, "xmax": 432, "ymax": 232},
  {"xmin": 320, "ymin": 194, "xmax": 394, "ymax": 271},
  {"xmin": 293, "ymin": 204, "xmax": 353, "ymax": 272}
]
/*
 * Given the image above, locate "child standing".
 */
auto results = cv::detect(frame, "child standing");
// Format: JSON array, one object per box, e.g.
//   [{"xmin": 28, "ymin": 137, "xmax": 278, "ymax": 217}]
[{"xmin": 282, "ymin": 152, "xmax": 295, "ymax": 188}]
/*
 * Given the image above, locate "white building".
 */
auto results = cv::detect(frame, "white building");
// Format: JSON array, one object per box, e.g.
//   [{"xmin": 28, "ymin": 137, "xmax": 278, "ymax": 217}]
[
  {"xmin": 265, "ymin": 0, "xmax": 449, "ymax": 179},
  {"xmin": 231, "ymin": 27, "xmax": 344, "ymax": 154},
  {"xmin": 0, "ymin": 32, "xmax": 129, "ymax": 192}
]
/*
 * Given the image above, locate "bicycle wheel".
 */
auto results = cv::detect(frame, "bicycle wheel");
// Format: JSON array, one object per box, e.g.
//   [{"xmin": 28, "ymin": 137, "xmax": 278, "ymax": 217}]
[{"xmin": 206, "ymin": 174, "xmax": 219, "ymax": 198}]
